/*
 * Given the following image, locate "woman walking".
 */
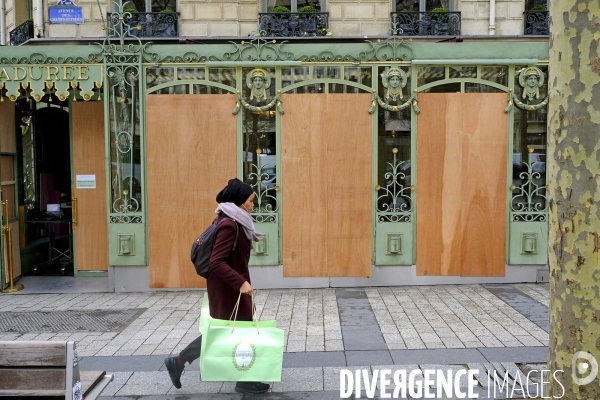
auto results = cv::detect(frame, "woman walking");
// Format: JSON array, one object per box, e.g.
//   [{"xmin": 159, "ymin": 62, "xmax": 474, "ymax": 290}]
[{"xmin": 165, "ymin": 178, "xmax": 269, "ymax": 394}]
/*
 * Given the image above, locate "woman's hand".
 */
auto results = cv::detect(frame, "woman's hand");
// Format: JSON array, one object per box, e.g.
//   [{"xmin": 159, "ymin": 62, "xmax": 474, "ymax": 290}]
[{"xmin": 239, "ymin": 281, "xmax": 253, "ymax": 295}]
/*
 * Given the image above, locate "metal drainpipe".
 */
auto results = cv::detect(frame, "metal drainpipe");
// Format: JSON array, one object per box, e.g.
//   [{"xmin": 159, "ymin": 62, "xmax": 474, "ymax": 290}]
[
  {"xmin": 0, "ymin": 0, "xmax": 6, "ymax": 45},
  {"xmin": 35, "ymin": 0, "xmax": 43, "ymax": 37},
  {"xmin": 489, "ymin": 0, "xmax": 496, "ymax": 35}
]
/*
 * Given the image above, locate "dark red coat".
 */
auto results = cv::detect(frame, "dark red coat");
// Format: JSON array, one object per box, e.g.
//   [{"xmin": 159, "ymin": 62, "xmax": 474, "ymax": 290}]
[{"xmin": 207, "ymin": 213, "xmax": 253, "ymax": 322}]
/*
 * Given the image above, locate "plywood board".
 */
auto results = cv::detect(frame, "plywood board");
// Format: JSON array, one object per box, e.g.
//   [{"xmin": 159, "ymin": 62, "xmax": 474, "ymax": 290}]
[
  {"xmin": 1, "ymin": 155, "xmax": 14, "ymax": 182},
  {"xmin": 72, "ymin": 101, "xmax": 108, "ymax": 272},
  {"xmin": 416, "ymin": 93, "xmax": 507, "ymax": 277},
  {"xmin": 281, "ymin": 94, "xmax": 372, "ymax": 277},
  {"xmin": 281, "ymin": 94, "xmax": 328, "ymax": 277},
  {"xmin": 146, "ymin": 95, "xmax": 237, "ymax": 288},
  {"xmin": 0, "ymin": 103, "xmax": 20, "ymax": 283},
  {"xmin": 0, "ymin": 101, "xmax": 16, "ymax": 153},
  {"xmin": 326, "ymin": 94, "xmax": 372, "ymax": 277}
]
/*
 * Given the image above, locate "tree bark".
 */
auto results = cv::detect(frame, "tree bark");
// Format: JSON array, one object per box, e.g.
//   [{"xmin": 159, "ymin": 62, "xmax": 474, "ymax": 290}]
[{"xmin": 548, "ymin": 1, "xmax": 600, "ymax": 398}]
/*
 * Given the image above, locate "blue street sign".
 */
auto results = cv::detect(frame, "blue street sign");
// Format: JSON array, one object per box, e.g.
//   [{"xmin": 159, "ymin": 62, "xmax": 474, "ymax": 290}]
[{"xmin": 49, "ymin": 6, "xmax": 84, "ymax": 24}]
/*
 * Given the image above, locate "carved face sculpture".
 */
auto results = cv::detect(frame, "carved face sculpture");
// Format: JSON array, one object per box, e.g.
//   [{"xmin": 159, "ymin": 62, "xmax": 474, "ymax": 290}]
[
  {"xmin": 383, "ymin": 68, "xmax": 407, "ymax": 100},
  {"xmin": 389, "ymin": 76, "xmax": 401, "ymax": 89},
  {"xmin": 519, "ymin": 67, "xmax": 544, "ymax": 100},
  {"xmin": 246, "ymin": 68, "xmax": 271, "ymax": 101},
  {"xmin": 253, "ymin": 76, "xmax": 265, "ymax": 90},
  {"xmin": 526, "ymin": 74, "xmax": 539, "ymax": 88}
]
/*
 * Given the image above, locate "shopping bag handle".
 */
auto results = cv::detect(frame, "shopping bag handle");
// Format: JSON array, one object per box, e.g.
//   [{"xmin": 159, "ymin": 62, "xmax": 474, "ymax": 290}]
[{"xmin": 229, "ymin": 293, "xmax": 259, "ymax": 334}]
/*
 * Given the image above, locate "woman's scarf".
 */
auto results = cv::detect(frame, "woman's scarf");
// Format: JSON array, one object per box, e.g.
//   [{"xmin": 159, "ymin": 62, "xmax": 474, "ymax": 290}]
[{"xmin": 215, "ymin": 203, "xmax": 264, "ymax": 243}]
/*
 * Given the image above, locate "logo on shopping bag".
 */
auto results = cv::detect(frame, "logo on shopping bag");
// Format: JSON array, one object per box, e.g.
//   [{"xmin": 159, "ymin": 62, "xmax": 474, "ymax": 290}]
[{"xmin": 232, "ymin": 341, "xmax": 256, "ymax": 371}]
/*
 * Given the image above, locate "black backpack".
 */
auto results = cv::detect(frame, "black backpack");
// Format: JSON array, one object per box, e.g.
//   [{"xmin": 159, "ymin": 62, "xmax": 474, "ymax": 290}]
[{"xmin": 191, "ymin": 217, "xmax": 239, "ymax": 279}]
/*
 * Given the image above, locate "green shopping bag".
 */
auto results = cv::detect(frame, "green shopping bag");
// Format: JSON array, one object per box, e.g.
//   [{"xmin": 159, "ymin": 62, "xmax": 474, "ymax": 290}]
[
  {"xmin": 199, "ymin": 294, "xmax": 284, "ymax": 382},
  {"xmin": 198, "ymin": 294, "xmax": 210, "ymax": 334}
]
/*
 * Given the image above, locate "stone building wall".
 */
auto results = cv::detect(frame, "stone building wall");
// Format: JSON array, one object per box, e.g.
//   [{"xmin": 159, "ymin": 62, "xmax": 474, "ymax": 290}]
[
  {"xmin": 4, "ymin": 0, "xmax": 16, "ymax": 41},
  {"xmin": 3, "ymin": 0, "xmax": 28, "ymax": 44},
  {"xmin": 327, "ymin": 0, "xmax": 391, "ymax": 37},
  {"xmin": 178, "ymin": 0, "xmax": 259, "ymax": 37},
  {"xmin": 45, "ymin": 0, "xmax": 108, "ymax": 39},
  {"xmin": 457, "ymin": 0, "xmax": 526, "ymax": 36},
  {"xmin": 13, "ymin": 0, "xmax": 531, "ymax": 42}
]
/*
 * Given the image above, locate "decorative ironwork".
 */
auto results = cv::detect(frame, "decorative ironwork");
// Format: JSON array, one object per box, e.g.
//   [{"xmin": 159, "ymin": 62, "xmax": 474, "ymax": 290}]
[
  {"xmin": 376, "ymin": 148, "xmax": 412, "ymax": 223},
  {"xmin": 107, "ymin": 12, "xmax": 179, "ymax": 38},
  {"xmin": 109, "ymin": 65, "xmax": 141, "ymax": 219},
  {"xmin": 9, "ymin": 20, "xmax": 34, "ymax": 46},
  {"xmin": 142, "ymin": 32, "xmax": 414, "ymax": 63},
  {"xmin": 258, "ymin": 12, "xmax": 329, "ymax": 37},
  {"xmin": 234, "ymin": 92, "xmax": 283, "ymax": 115},
  {"xmin": 110, "ymin": 215, "xmax": 143, "ymax": 223},
  {"xmin": 390, "ymin": 11, "xmax": 461, "ymax": 36},
  {"xmin": 97, "ymin": 1, "xmax": 145, "ymax": 223},
  {"xmin": 511, "ymin": 152, "xmax": 547, "ymax": 222},
  {"xmin": 505, "ymin": 90, "xmax": 549, "ymax": 113},
  {"xmin": 234, "ymin": 68, "xmax": 284, "ymax": 114},
  {"xmin": 524, "ymin": 11, "xmax": 549, "ymax": 35},
  {"xmin": 20, "ymin": 114, "xmax": 35, "ymax": 210},
  {"xmin": 369, "ymin": 90, "xmax": 419, "ymax": 114},
  {"xmin": 245, "ymin": 155, "xmax": 278, "ymax": 224},
  {"xmin": 0, "ymin": 53, "xmax": 98, "ymax": 65},
  {"xmin": 504, "ymin": 67, "xmax": 548, "ymax": 112}
]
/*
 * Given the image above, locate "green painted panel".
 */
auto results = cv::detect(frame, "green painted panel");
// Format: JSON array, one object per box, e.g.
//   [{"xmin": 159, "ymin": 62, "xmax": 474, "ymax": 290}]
[
  {"xmin": 375, "ymin": 222, "xmax": 413, "ymax": 265},
  {"xmin": 108, "ymin": 223, "xmax": 147, "ymax": 266},
  {"xmin": 249, "ymin": 222, "xmax": 279, "ymax": 266},
  {"xmin": 509, "ymin": 221, "xmax": 548, "ymax": 264},
  {"xmin": 141, "ymin": 41, "xmax": 549, "ymax": 65}
]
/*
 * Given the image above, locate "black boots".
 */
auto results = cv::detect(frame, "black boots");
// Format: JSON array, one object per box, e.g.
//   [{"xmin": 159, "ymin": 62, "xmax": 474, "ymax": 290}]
[
  {"xmin": 235, "ymin": 381, "xmax": 270, "ymax": 393},
  {"xmin": 164, "ymin": 357, "xmax": 184, "ymax": 389}
]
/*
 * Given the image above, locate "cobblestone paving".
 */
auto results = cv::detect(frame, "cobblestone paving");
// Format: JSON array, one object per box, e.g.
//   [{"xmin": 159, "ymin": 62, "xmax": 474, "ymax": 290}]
[
  {"xmin": 0, "ymin": 285, "xmax": 549, "ymax": 356},
  {"xmin": 254, "ymin": 289, "xmax": 343, "ymax": 353},
  {"xmin": 512, "ymin": 283, "xmax": 550, "ymax": 306},
  {"xmin": 0, "ymin": 289, "xmax": 342, "ymax": 356},
  {"xmin": 366, "ymin": 285, "xmax": 549, "ymax": 350},
  {"xmin": 1, "ymin": 284, "xmax": 551, "ymax": 397}
]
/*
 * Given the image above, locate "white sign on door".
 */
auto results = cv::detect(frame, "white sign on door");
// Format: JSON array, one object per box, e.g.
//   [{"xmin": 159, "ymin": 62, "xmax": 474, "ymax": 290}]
[{"xmin": 76, "ymin": 175, "xmax": 96, "ymax": 188}]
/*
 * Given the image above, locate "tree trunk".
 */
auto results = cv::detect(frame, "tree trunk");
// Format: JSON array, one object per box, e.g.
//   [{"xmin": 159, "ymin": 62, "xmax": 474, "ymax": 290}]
[{"xmin": 548, "ymin": 1, "xmax": 600, "ymax": 398}]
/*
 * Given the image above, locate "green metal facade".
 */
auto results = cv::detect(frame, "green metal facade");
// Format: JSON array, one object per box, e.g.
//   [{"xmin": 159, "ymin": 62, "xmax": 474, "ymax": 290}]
[{"xmin": 0, "ymin": 36, "xmax": 550, "ymax": 285}]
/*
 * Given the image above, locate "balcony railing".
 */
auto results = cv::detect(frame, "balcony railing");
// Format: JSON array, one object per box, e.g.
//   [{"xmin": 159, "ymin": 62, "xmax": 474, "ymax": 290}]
[
  {"xmin": 524, "ymin": 10, "xmax": 549, "ymax": 35},
  {"xmin": 258, "ymin": 12, "xmax": 329, "ymax": 37},
  {"xmin": 9, "ymin": 20, "xmax": 34, "ymax": 46},
  {"xmin": 107, "ymin": 12, "xmax": 178, "ymax": 38},
  {"xmin": 390, "ymin": 11, "xmax": 461, "ymax": 36}
]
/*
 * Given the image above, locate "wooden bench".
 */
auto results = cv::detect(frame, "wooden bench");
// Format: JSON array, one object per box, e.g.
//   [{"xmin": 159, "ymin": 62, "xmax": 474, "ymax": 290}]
[{"xmin": 0, "ymin": 341, "xmax": 113, "ymax": 399}]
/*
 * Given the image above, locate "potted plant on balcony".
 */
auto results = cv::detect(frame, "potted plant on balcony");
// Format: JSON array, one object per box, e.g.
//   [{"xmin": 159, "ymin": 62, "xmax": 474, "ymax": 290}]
[
  {"xmin": 298, "ymin": 5, "xmax": 318, "ymax": 13},
  {"xmin": 430, "ymin": 6, "xmax": 449, "ymax": 35},
  {"xmin": 529, "ymin": 4, "xmax": 547, "ymax": 11},
  {"xmin": 273, "ymin": 5, "xmax": 291, "ymax": 12}
]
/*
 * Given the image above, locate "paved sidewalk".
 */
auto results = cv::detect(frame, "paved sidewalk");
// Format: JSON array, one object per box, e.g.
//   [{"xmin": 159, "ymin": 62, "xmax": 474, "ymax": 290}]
[{"xmin": 0, "ymin": 280, "xmax": 550, "ymax": 399}]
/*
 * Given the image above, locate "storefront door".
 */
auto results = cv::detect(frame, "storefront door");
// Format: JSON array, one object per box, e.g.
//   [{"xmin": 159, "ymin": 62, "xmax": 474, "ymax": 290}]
[
  {"xmin": 281, "ymin": 93, "xmax": 373, "ymax": 277},
  {"xmin": 71, "ymin": 101, "xmax": 108, "ymax": 272},
  {"xmin": 0, "ymin": 102, "xmax": 22, "ymax": 287},
  {"xmin": 416, "ymin": 93, "xmax": 508, "ymax": 276},
  {"xmin": 146, "ymin": 95, "xmax": 237, "ymax": 288}
]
